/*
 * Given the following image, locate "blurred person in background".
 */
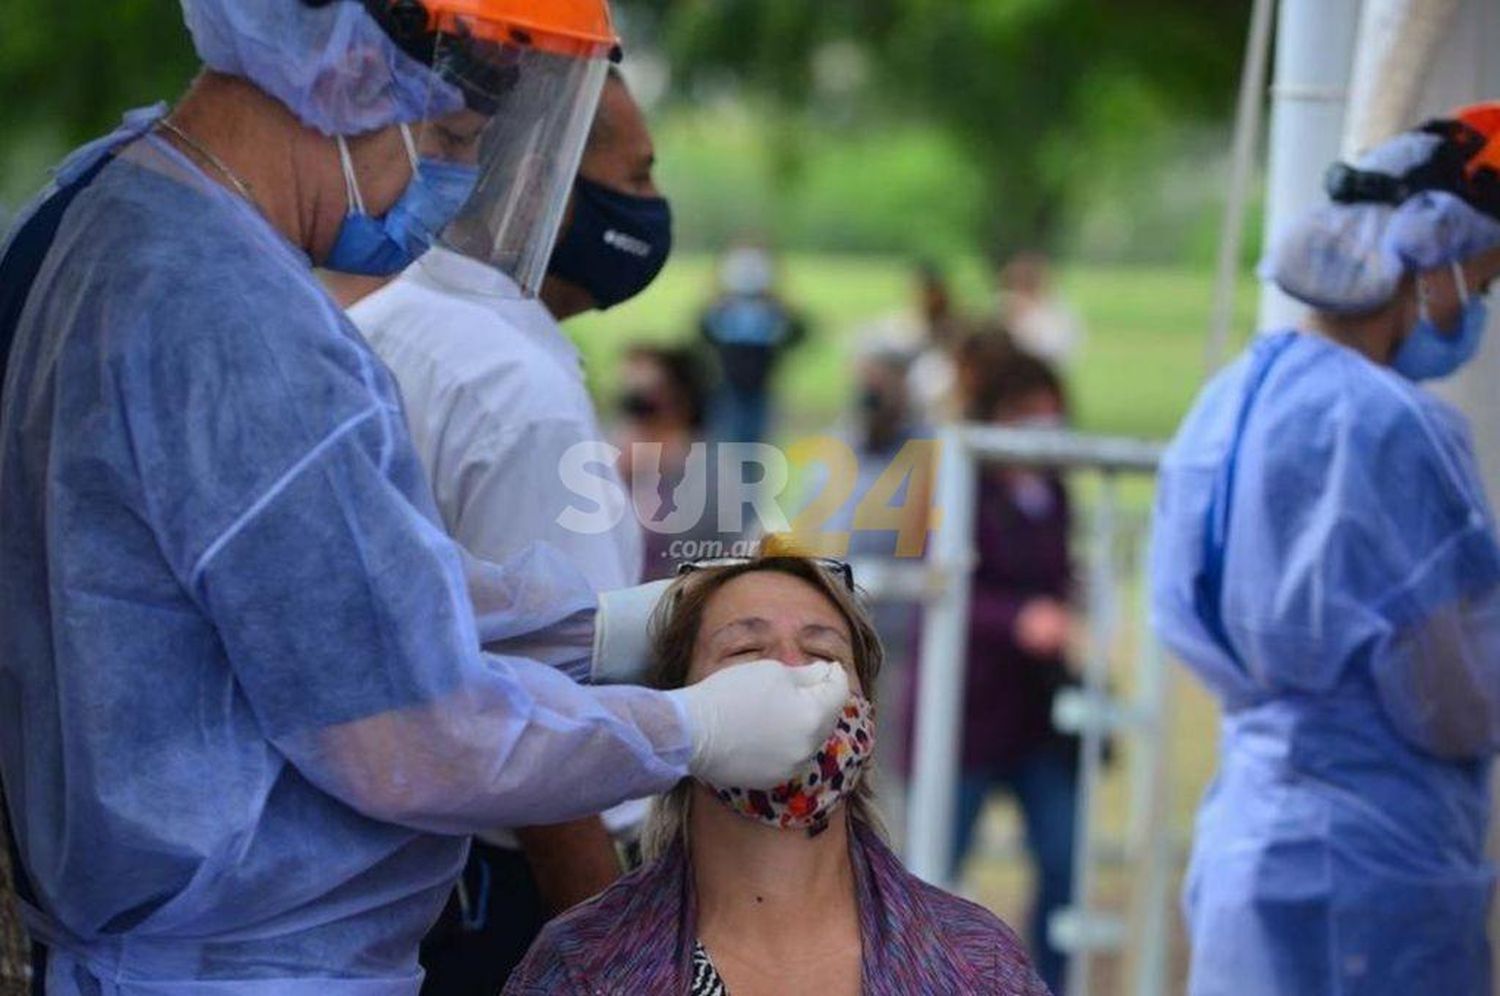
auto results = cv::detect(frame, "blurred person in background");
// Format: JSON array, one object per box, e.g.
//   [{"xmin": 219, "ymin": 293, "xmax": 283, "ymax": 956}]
[
  {"xmin": 916, "ymin": 260, "xmax": 966, "ymax": 345},
  {"xmin": 506, "ymin": 554, "xmax": 1049, "ymax": 995},
  {"xmin": 952, "ymin": 319, "xmax": 1018, "ymax": 417},
  {"xmin": 843, "ymin": 349, "xmax": 932, "ymax": 546},
  {"xmin": 334, "ymin": 68, "xmax": 671, "ymax": 995},
  {"xmin": 1152, "ymin": 107, "xmax": 1500, "ymax": 995},
  {"xmin": 922, "ymin": 348, "xmax": 1080, "ymax": 994},
  {"xmin": 614, "ymin": 344, "xmax": 738, "ymax": 581},
  {"xmin": 998, "ymin": 251, "xmax": 1086, "ymax": 368},
  {"xmin": 803, "ymin": 349, "xmax": 934, "ymax": 790},
  {"xmin": 698, "ymin": 242, "xmax": 807, "ymax": 443},
  {"xmin": 905, "ymin": 261, "xmax": 967, "ymax": 425}
]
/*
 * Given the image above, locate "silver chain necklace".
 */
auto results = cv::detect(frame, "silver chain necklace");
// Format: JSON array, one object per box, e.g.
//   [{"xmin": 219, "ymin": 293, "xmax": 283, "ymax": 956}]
[{"xmin": 156, "ymin": 118, "xmax": 257, "ymax": 206}]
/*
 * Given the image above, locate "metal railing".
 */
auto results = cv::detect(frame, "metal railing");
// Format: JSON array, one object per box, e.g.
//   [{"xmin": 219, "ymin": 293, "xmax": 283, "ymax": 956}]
[{"xmin": 861, "ymin": 424, "xmax": 1171, "ymax": 996}]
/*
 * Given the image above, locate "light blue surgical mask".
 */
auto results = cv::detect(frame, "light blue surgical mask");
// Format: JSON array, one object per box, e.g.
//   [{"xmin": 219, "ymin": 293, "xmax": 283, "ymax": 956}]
[
  {"xmin": 385, "ymin": 156, "xmax": 477, "ymax": 260},
  {"xmin": 1392, "ymin": 262, "xmax": 1489, "ymax": 382},
  {"xmin": 325, "ymin": 125, "xmax": 478, "ymax": 276}
]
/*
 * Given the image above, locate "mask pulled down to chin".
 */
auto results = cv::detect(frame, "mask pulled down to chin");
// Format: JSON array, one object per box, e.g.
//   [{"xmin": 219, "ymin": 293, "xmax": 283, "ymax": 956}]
[{"xmin": 700, "ymin": 693, "xmax": 875, "ymax": 837}]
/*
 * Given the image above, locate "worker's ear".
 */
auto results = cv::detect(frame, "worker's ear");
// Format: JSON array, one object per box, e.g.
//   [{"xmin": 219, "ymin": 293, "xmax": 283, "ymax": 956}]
[{"xmin": 1468, "ymin": 246, "xmax": 1500, "ymax": 293}]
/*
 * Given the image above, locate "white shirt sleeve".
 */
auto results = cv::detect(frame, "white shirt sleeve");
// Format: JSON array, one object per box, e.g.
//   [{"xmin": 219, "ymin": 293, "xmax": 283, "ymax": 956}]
[{"xmin": 449, "ymin": 416, "xmax": 641, "ymax": 596}]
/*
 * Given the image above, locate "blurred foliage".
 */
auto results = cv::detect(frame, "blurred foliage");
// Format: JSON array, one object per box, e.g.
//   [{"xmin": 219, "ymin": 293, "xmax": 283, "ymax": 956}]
[
  {"xmin": 0, "ymin": 0, "xmax": 1254, "ymax": 262},
  {"xmin": 625, "ymin": 0, "xmax": 1252, "ymax": 256},
  {"xmin": 0, "ymin": 0, "xmax": 198, "ymax": 143},
  {"xmin": 652, "ymin": 106, "xmax": 988, "ymax": 259},
  {"xmin": 651, "ymin": 106, "xmax": 1259, "ymax": 267},
  {"xmin": 0, "ymin": 0, "xmax": 197, "ymax": 209}
]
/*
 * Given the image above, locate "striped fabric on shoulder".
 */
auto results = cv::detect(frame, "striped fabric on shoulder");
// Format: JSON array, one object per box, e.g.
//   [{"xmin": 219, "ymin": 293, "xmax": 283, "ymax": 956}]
[{"xmin": 691, "ymin": 940, "xmax": 731, "ymax": 995}]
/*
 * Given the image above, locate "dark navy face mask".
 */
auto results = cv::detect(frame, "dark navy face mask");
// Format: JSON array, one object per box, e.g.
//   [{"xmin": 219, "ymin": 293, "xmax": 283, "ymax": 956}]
[{"xmin": 547, "ymin": 176, "xmax": 672, "ymax": 309}]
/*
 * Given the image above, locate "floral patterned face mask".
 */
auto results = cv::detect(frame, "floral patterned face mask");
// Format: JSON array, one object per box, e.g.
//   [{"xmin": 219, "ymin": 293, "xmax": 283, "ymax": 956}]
[{"xmin": 701, "ymin": 694, "xmax": 875, "ymax": 837}]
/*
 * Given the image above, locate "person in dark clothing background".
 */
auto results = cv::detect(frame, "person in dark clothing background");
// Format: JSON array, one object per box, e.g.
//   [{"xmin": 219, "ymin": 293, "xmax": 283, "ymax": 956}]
[
  {"xmin": 613, "ymin": 344, "xmax": 742, "ymax": 581},
  {"xmin": 931, "ymin": 346, "xmax": 1080, "ymax": 994},
  {"xmin": 698, "ymin": 243, "xmax": 807, "ymax": 443}
]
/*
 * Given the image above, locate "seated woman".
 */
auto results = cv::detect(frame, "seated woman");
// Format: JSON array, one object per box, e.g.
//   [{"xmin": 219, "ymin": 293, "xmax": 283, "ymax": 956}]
[{"xmin": 505, "ymin": 555, "xmax": 1049, "ymax": 995}]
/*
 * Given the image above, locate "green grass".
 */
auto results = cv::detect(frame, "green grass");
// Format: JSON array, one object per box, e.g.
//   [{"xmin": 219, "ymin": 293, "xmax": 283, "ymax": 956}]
[{"xmin": 567, "ymin": 252, "xmax": 1261, "ymax": 443}]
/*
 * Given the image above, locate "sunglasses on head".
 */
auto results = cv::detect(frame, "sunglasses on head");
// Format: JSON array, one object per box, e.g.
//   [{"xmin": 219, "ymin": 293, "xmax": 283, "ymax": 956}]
[{"xmin": 676, "ymin": 556, "xmax": 856, "ymax": 593}]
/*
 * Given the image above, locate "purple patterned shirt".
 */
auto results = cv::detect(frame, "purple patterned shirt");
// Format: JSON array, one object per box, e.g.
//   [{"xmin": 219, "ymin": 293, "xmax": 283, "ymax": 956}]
[{"xmin": 503, "ymin": 818, "xmax": 1051, "ymax": 994}]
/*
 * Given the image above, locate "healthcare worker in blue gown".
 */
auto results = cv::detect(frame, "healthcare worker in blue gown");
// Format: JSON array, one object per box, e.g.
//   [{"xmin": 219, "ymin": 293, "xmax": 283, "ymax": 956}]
[
  {"xmin": 0, "ymin": 3, "xmax": 849, "ymax": 993},
  {"xmin": 1152, "ymin": 103, "xmax": 1500, "ymax": 996}
]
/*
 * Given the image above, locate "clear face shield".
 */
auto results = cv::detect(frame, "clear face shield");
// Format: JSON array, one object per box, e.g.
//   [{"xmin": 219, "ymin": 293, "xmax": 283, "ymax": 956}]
[{"xmin": 409, "ymin": 12, "xmax": 612, "ymax": 297}]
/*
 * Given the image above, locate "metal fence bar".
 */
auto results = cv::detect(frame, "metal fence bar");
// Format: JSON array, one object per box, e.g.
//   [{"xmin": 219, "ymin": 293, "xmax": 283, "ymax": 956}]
[
  {"xmin": 1060, "ymin": 471, "xmax": 1122, "ymax": 995},
  {"xmin": 905, "ymin": 427, "xmax": 978, "ymax": 885},
  {"xmin": 954, "ymin": 425, "xmax": 1164, "ymax": 473},
  {"xmin": 1128, "ymin": 563, "xmax": 1176, "ymax": 996},
  {"xmin": 902, "ymin": 426, "xmax": 1167, "ymax": 994}
]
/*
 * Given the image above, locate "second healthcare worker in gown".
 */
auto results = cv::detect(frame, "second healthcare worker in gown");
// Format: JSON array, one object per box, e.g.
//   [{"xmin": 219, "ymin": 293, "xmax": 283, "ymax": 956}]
[{"xmin": 1152, "ymin": 104, "xmax": 1500, "ymax": 995}]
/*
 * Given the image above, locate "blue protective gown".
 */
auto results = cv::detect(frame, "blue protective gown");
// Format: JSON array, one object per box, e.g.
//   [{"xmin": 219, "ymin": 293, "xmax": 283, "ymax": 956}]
[
  {"xmin": 1152, "ymin": 329, "xmax": 1500, "ymax": 995},
  {"xmin": 0, "ymin": 108, "xmax": 691, "ymax": 995}
]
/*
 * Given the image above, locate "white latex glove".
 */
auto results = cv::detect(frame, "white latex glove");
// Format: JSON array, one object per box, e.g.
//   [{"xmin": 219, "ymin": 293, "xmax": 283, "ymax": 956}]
[
  {"xmin": 592, "ymin": 578, "xmax": 675, "ymax": 684},
  {"xmin": 667, "ymin": 659, "xmax": 851, "ymax": 788}
]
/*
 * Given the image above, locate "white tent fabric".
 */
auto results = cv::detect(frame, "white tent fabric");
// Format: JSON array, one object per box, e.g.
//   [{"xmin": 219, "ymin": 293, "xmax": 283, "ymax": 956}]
[
  {"xmin": 1336, "ymin": 4, "xmax": 1499, "ymax": 990},
  {"xmin": 1342, "ymin": 0, "xmax": 1463, "ymax": 158}
]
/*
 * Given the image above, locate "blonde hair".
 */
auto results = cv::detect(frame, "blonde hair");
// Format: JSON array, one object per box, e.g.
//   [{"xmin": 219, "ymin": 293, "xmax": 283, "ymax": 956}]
[{"xmin": 640, "ymin": 554, "xmax": 886, "ymax": 859}]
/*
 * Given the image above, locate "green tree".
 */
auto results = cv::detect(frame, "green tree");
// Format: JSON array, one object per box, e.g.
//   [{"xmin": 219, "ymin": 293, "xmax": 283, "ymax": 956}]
[
  {"xmin": 0, "ymin": 1, "xmax": 1250, "ymax": 256},
  {"xmin": 0, "ymin": 0, "xmax": 198, "ymax": 145},
  {"xmin": 625, "ymin": 0, "xmax": 1251, "ymax": 256}
]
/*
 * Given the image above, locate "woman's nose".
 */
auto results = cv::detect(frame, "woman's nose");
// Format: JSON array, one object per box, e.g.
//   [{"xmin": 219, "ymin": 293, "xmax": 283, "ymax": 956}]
[{"xmin": 775, "ymin": 647, "xmax": 819, "ymax": 668}]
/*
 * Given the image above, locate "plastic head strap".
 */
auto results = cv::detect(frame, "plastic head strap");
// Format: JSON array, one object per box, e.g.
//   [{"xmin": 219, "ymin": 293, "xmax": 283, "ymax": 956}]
[
  {"xmin": 336, "ymin": 135, "xmax": 367, "ymax": 216},
  {"xmin": 361, "ymin": 1, "xmax": 529, "ymax": 112},
  {"xmin": 1328, "ymin": 114, "xmax": 1500, "ymax": 219},
  {"xmin": 1325, "ymin": 161, "xmax": 1408, "ymax": 206}
]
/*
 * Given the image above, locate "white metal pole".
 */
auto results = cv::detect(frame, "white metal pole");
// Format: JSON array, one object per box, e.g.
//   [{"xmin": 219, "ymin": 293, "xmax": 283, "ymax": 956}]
[
  {"xmin": 1062, "ymin": 471, "xmax": 1120, "ymax": 996},
  {"xmin": 1205, "ymin": 0, "xmax": 1277, "ymax": 374},
  {"xmin": 1257, "ymin": 0, "xmax": 1363, "ymax": 333},
  {"xmin": 904, "ymin": 426, "xmax": 978, "ymax": 885},
  {"xmin": 1128, "ymin": 578, "xmax": 1175, "ymax": 996}
]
